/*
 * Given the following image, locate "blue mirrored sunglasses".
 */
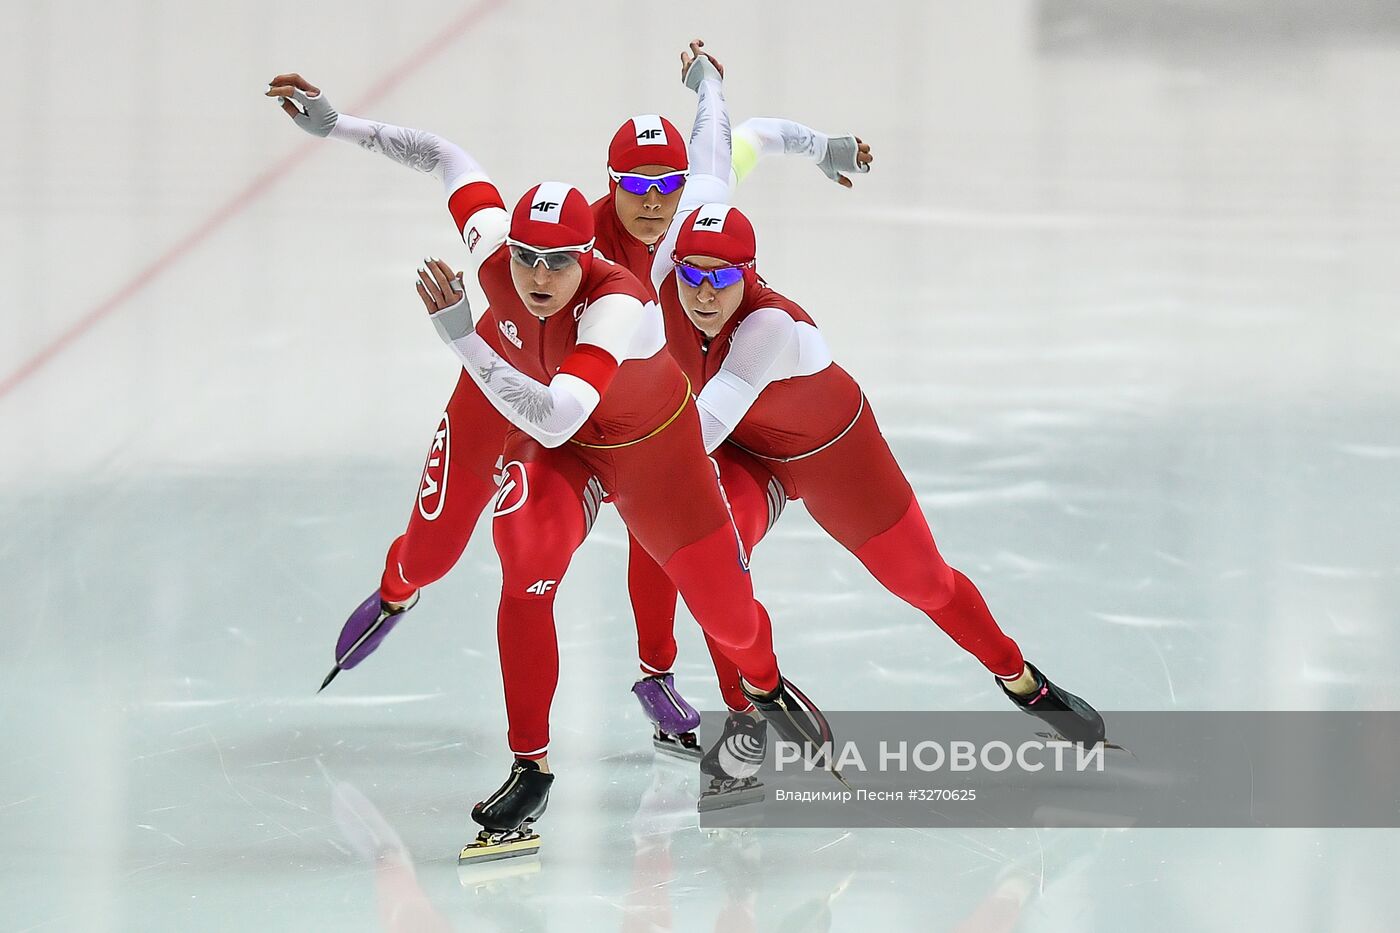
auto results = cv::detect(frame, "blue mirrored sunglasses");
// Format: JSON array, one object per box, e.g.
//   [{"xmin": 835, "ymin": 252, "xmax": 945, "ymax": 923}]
[
  {"xmin": 609, "ymin": 169, "xmax": 688, "ymax": 197},
  {"xmin": 674, "ymin": 260, "xmax": 747, "ymax": 290}
]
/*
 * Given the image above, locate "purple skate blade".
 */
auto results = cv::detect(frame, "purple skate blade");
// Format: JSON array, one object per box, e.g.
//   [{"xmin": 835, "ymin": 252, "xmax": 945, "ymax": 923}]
[
  {"xmin": 632, "ymin": 674, "xmax": 702, "ymax": 735},
  {"xmin": 334, "ymin": 593, "xmax": 402, "ymax": 670}
]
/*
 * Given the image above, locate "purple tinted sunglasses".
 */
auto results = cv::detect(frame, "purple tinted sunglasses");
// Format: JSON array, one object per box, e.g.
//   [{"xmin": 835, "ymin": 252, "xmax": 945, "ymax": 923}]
[
  {"xmin": 609, "ymin": 168, "xmax": 688, "ymax": 197},
  {"xmin": 673, "ymin": 256, "xmax": 749, "ymax": 289}
]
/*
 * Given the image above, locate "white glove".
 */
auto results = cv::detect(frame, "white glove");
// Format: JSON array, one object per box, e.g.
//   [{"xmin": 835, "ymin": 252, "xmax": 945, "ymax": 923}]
[
  {"xmin": 683, "ymin": 52, "xmax": 723, "ymax": 91},
  {"xmin": 427, "ymin": 275, "xmax": 474, "ymax": 346},
  {"xmin": 282, "ymin": 86, "xmax": 339, "ymax": 138},
  {"xmin": 817, "ymin": 135, "xmax": 870, "ymax": 184}
]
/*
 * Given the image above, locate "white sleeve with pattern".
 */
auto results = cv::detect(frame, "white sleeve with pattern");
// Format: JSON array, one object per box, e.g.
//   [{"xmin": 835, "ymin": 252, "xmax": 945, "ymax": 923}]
[
  {"xmin": 324, "ymin": 109, "xmax": 508, "ymax": 283},
  {"xmin": 651, "ymin": 65, "xmax": 757, "ymax": 296},
  {"xmin": 443, "ymin": 333, "xmax": 598, "ymax": 449},
  {"xmin": 326, "ymin": 111, "xmax": 486, "ymax": 198},
  {"xmin": 695, "ymin": 307, "xmax": 834, "ymax": 453},
  {"xmin": 681, "ymin": 76, "xmax": 733, "ymax": 213},
  {"xmin": 434, "ymin": 292, "xmax": 660, "ymax": 449},
  {"xmin": 731, "ymin": 117, "xmax": 827, "ymax": 183}
]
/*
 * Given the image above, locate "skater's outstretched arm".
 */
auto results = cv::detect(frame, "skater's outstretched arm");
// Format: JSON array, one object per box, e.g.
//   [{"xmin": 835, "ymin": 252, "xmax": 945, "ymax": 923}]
[
  {"xmin": 694, "ymin": 308, "xmax": 834, "ymax": 453},
  {"xmin": 731, "ymin": 118, "xmax": 874, "ymax": 189},
  {"xmin": 680, "ymin": 41, "xmax": 732, "ymax": 210},
  {"xmin": 416, "ymin": 260, "xmax": 645, "ymax": 448},
  {"xmin": 265, "ymin": 73, "xmax": 508, "ymax": 281},
  {"xmin": 651, "ymin": 41, "xmax": 732, "ymax": 292}
]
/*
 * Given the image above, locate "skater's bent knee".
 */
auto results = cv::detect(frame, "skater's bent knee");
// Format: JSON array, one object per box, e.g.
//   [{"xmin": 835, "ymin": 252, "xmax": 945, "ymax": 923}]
[
  {"xmin": 925, "ymin": 561, "xmax": 958, "ymax": 610},
  {"xmin": 494, "ymin": 533, "xmax": 578, "ymax": 599}
]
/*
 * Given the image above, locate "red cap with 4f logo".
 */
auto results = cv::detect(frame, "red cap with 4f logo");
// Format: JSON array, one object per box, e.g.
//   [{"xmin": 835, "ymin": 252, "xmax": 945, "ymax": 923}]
[
  {"xmin": 608, "ymin": 114, "xmax": 688, "ymax": 174},
  {"xmin": 674, "ymin": 203, "xmax": 756, "ymax": 265},
  {"xmin": 508, "ymin": 182, "xmax": 596, "ymax": 252}
]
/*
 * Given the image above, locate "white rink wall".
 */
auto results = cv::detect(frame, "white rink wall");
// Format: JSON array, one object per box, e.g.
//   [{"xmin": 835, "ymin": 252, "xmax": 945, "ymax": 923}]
[{"xmin": 2, "ymin": 0, "xmax": 1396, "ymax": 481}]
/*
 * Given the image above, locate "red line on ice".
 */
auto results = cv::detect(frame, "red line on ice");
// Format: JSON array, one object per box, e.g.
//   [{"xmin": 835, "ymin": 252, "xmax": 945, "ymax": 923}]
[{"xmin": 0, "ymin": 0, "xmax": 508, "ymax": 403}]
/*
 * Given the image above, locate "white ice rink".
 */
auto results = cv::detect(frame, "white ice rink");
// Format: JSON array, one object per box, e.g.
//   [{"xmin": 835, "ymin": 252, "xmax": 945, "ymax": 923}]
[{"xmin": 3, "ymin": 0, "xmax": 1399, "ymax": 930}]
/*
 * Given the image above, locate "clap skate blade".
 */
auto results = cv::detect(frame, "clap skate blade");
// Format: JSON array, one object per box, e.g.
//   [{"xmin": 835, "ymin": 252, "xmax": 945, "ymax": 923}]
[
  {"xmin": 318, "ymin": 665, "xmax": 342, "ymax": 693},
  {"xmin": 458, "ymin": 825, "xmax": 541, "ymax": 864},
  {"xmin": 653, "ymin": 729, "xmax": 703, "ymax": 762},
  {"xmin": 1030, "ymin": 730, "xmax": 1133, "ymax": 756}
]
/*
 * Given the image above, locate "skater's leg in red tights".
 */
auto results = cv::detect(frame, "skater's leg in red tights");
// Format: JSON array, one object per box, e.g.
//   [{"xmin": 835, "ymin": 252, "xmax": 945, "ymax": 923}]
[
  {"xmin": 627, "ymin": 530, "xmax": 680, "ymax": 675},
  {"xmin": 626, "ymin": 446, "xmax": 778, "ymax": 682},
  {"xmin": 606, "ymin": 413, "xmax": 781, "ymax": 694},
  {"xmin": 699, "ymin": 447, "xmax": 783, "ymax": 710},
  {"xmin": 379, "ymin": 370, "xmax": 511, "ymax": 603},
  {"xmin": 851, "ymin": 498, "xmax": 1024, "ymax": 678},
  {"xmin": 490, "ymin": 435, "xmax": 597, "ymax": 759},
  {"xmin": 790, "ymin": 405, "xmax": 1025, "ymax": 679},
  {"xmin": 658, "ymin": 525, "xmax": 779, "ymax": 692}
]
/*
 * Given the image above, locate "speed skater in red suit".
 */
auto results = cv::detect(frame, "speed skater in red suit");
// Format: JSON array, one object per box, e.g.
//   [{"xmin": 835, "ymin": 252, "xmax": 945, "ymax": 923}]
[
  {"xmin": 649, "ymin": 198, "xmax": 1107, "ymax": 749},
  {"xmin": 412, "ymin": 169, "xmax": 835, "ymax": 855}
]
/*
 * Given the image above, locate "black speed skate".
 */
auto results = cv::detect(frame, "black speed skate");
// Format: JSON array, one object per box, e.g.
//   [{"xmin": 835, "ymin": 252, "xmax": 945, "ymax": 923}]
[
  {"xmin": 459, "ymin": 759, "xmax": 554, "ymax": 865},
  {"xmin": 998, "ymin": 662, "xmax": 1105, "ymax": 747},
  {"xmin": 740, "ymin": 676, "xmax": 845, "ymax": 785},
  {"xmin": 698, "ymin": 712, "xmax": 768, "ymax": 812}
]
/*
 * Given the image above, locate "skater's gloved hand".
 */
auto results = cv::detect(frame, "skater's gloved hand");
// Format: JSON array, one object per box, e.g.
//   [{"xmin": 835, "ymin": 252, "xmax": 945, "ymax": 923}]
[
  {"xmin": 681, "ymin": 38, "xmax": 724, "ymax": 91},
  {"xmin": 818, "ymin": 136, "xmax": 874, "ymax": 189},
  {"xmin": 265, "ymin": 73, "xmax": 339, "ymax": 137},
  {"xmin": 416, "ymin": 258, "xmax": 474, "ymax": 343}
]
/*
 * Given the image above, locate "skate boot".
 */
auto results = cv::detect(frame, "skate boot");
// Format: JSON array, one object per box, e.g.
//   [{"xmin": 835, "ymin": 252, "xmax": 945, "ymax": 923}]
[
  {"xmin": 459, "ymin": 758, "xmax": 554, "ymax": 864},
  {"xmin": 998, "ymin": 661, "xmax": 1105, "ymax": 747},
  {"xmin": 698, "ymin": 711, "xmax": 768, "ymax": 812},
  {"xmin": 319, "ymin": 590, "xmax": 420, "ymax": 692},
  {"xmin": 632, "ymin": 673, "xmax": 703, "ymax": 761},
  {"xmin": 740, "ymin": 677, "xmax": 842, "ymax": 781}
]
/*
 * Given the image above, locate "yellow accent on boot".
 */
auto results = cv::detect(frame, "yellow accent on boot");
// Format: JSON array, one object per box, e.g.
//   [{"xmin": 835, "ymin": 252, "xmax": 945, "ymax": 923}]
[{"xmin": 1001, "ymin": 666, "xmax": 1039, "ymax": 697}]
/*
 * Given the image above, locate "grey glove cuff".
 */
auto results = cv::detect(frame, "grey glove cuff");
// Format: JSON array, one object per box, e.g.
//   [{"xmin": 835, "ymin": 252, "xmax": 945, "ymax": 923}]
[
  {"xmin": 290, "ymin": 88, "xmax": 339, "ymax": 138},
  {"xmin": 817, "ymin": 135, "xmax": 868, "ymax": 183},
  {"xmin": 429, "ymin": 285, "xmax": 475, "ymax": 344},
  {"xmin": 683, "ymin": 54, "xmax": 723, "ymax": 92}
]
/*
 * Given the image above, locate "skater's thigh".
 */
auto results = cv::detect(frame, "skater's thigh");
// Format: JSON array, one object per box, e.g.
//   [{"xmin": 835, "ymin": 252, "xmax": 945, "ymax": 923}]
[
  {"xmin": 609, "ymin": 413, "xmax": 731, "ymax": 566},
  {"xmin": 407, "ymin": 371, "xmax": 509, "ymax": 530},
  {"xmin": 492, "ymin": 433, "xmax": 600, "ymax": 592},
  {"xmin": 790, "ymin": 406, "xmax": 915, "ymax": 552},
  {"xmin": 713, "ymin": 444, "xmax": 784, "ymax": 551}
]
